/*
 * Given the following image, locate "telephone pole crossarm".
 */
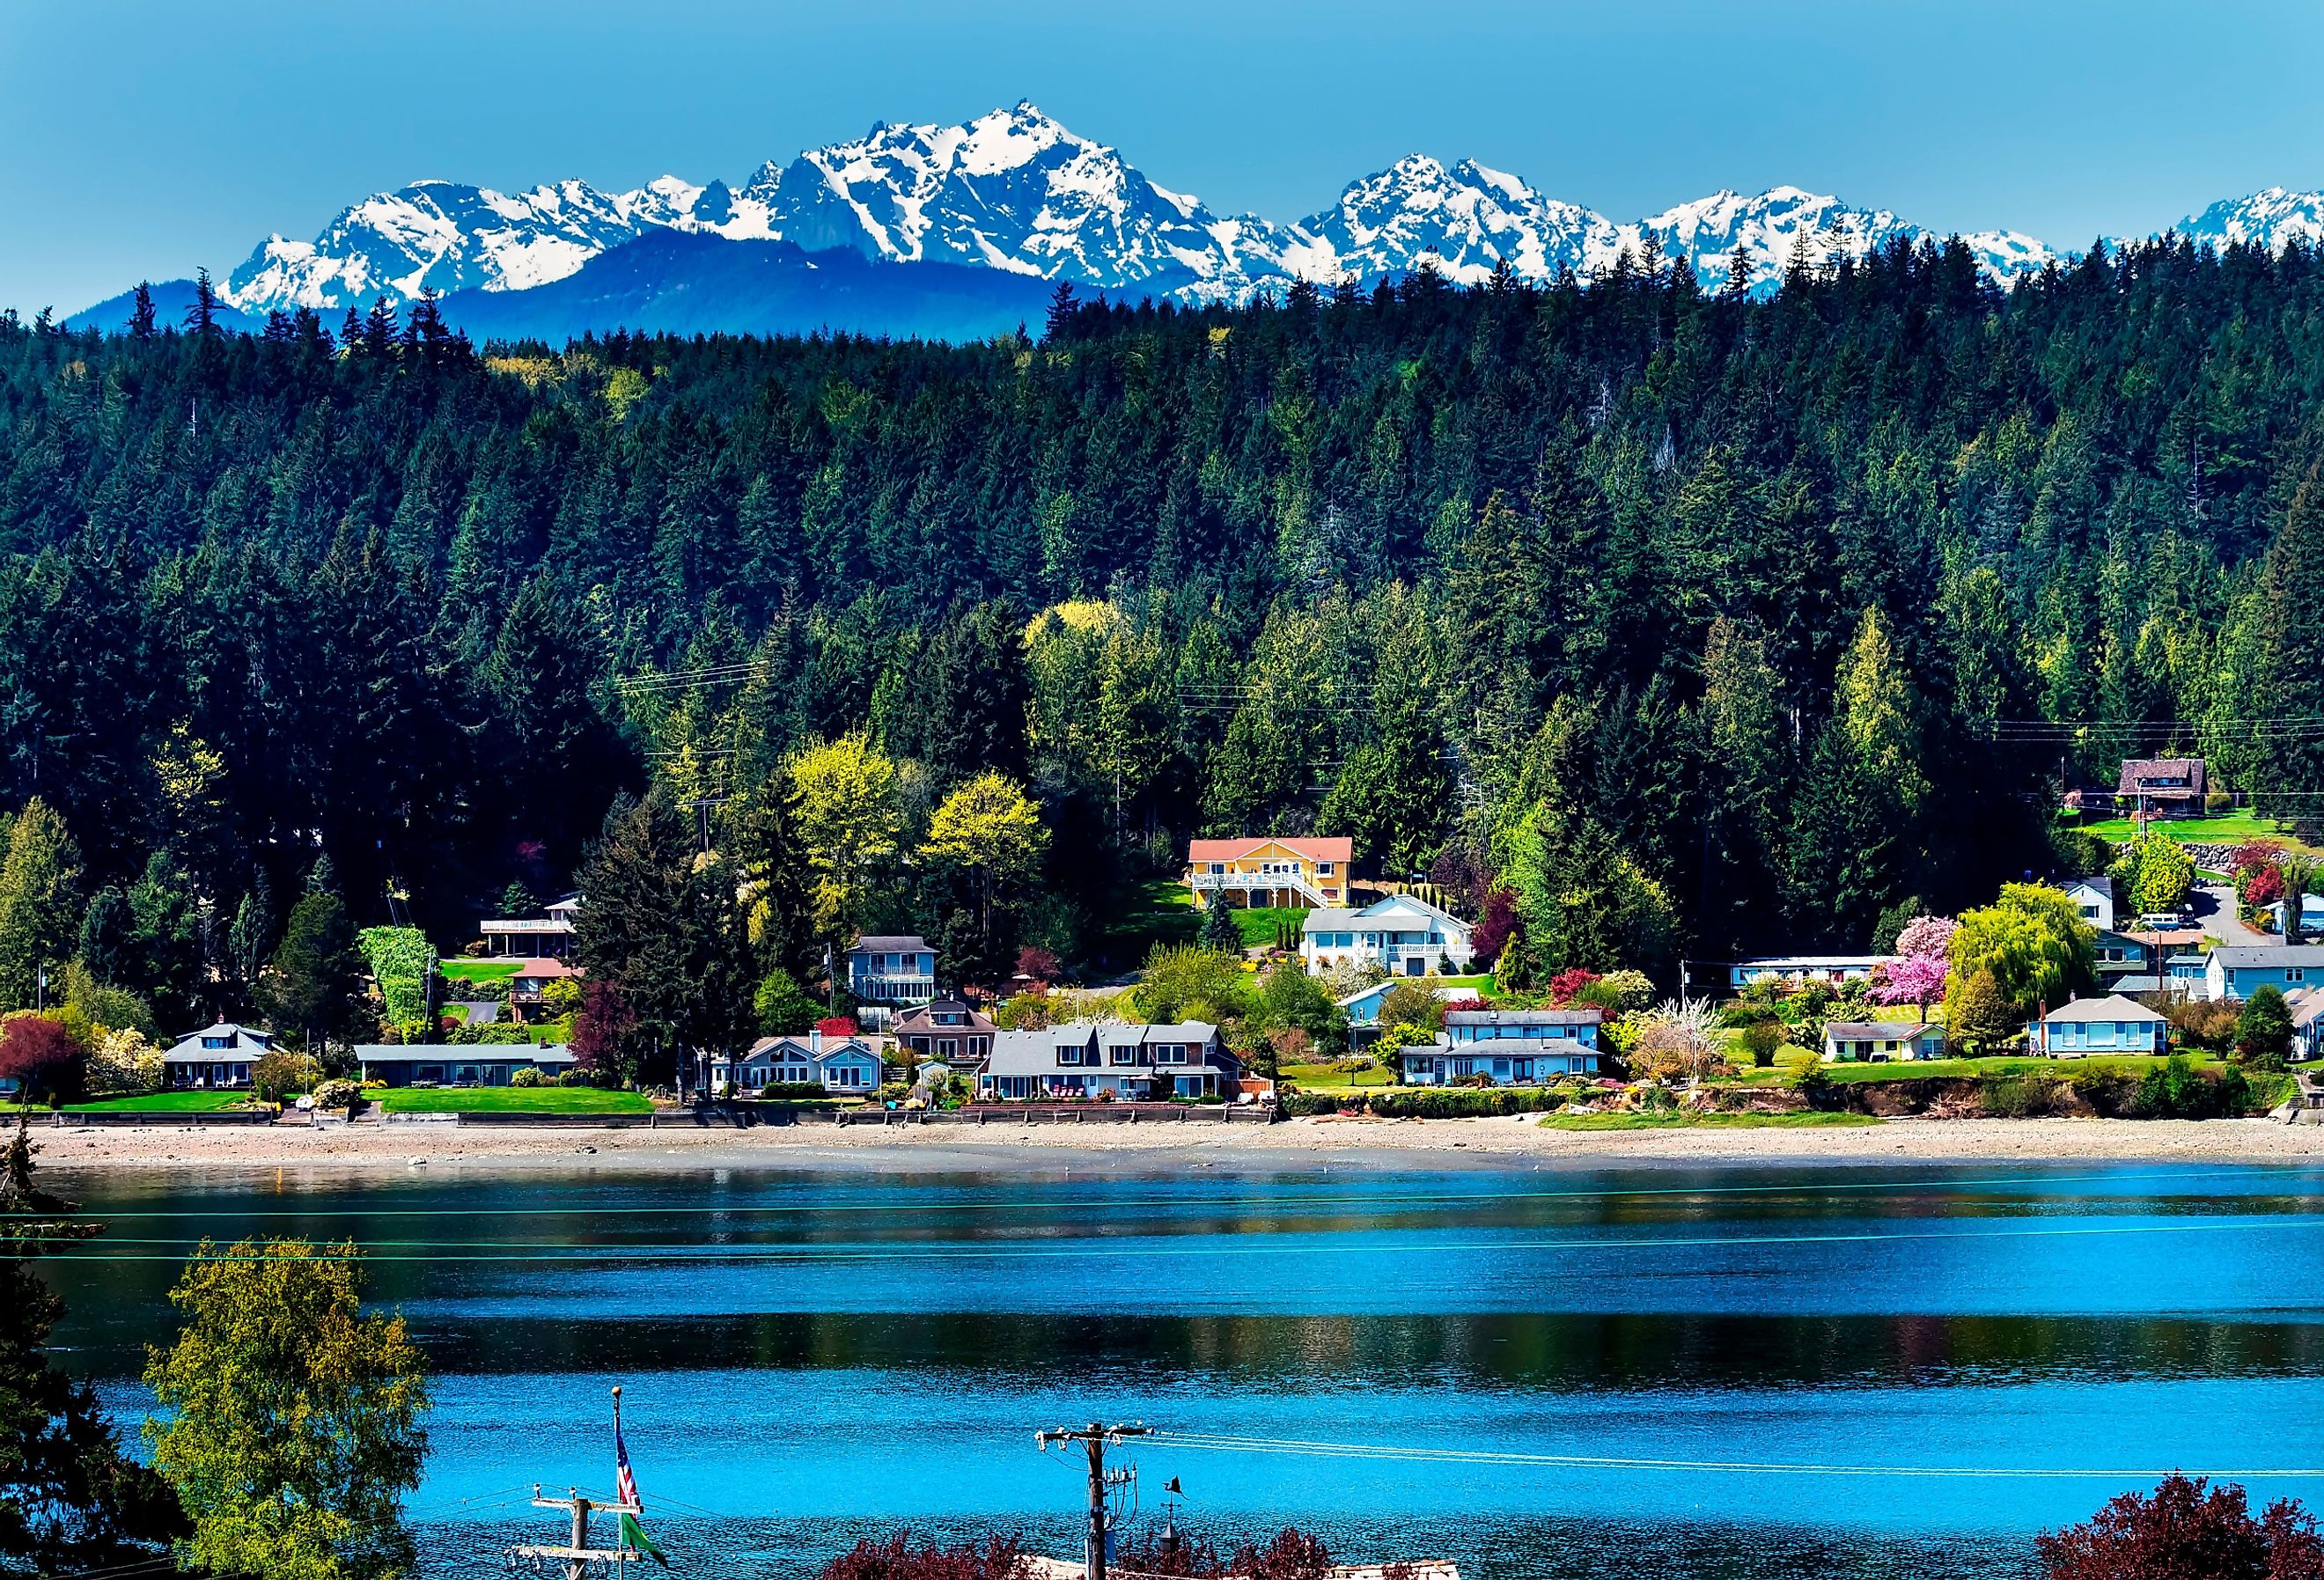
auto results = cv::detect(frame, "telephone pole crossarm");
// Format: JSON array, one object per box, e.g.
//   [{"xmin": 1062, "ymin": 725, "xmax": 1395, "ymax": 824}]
[{"xmin": 1034, "ymin": 1422, "xmax": 1151, "ymax": 1580}]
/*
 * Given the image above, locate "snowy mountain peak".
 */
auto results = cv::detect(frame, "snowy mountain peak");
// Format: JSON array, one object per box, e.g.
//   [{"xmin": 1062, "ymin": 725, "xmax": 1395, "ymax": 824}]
[
  {"xmin": 216, "ymin": 106, "xmax": 2080, "ymax": 321},
  {"xmin": 2177, "ymin": 187, "xmax": 2324, "ymax": 254}
]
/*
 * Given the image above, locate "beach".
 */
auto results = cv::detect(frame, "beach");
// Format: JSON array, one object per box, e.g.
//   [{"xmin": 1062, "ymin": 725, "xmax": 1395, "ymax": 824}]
[{"xmin": 31, "ymin": 1112, "xmax": 2324, "ymax": 1178}]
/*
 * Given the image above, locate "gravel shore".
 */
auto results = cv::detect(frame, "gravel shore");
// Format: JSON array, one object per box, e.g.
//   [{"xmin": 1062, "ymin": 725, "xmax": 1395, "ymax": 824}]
[{"xmin": 31, "ymin": 1112, "xmax": 2324, "ymax": 1181}]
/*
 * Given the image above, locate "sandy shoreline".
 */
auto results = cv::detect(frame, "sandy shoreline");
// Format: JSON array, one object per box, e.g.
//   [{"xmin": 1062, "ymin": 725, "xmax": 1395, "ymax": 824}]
[{"xmin": 30, "ymin": 1112, "xmax": 2324, "ymax": 1182}]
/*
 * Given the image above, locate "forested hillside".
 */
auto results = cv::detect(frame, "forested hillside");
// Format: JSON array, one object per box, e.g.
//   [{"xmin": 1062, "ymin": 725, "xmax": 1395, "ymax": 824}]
[{"xmin": 1, "ymin": 234, "xmax": 2321, "ymax": 1019}]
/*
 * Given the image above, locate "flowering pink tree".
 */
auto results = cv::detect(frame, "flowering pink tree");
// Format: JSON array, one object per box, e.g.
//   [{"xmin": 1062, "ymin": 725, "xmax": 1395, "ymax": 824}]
[{"xmin": 1872, "ymin": 915, "xmax": 1958, "ymax": 1016}]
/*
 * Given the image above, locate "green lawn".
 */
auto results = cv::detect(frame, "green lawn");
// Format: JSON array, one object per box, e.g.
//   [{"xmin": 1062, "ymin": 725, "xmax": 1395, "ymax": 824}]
[
  {"xmin": 2073, "ymin": 812, "xmax": 2306, "ymax": 848},
  {"xmin": 1089, "ymin": 878, "xmax": 1200, "ymax": 975},
  {"xmin": 1231, "ymin": 906, "xmax": 1309, "ymax": 947},
  {"xmin": 441, "ymin": 959, "xmax": 521, "ymax": 983},
  {"xmin": 375, "ymin": 1086, "xmax": 653, "ymax": 1113},
  {"xmin": 63, "ymin": 1091, "xmax": 266, "ymax": 1113},
  {"xmin": 1283, "ymin": 1059, "xmax": 1400, "ymax": 1090},
  {"xmin": 1541, "ymin": 1110, "xmax": 1879, "ymax": 1131},
  {"xmin": 1809, "ymin": 1053, "xmax": 2216, "ymax": 1084}
]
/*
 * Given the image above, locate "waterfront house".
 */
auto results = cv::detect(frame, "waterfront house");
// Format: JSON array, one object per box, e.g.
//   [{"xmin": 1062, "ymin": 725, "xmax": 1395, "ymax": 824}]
[
  {"xmin": 509, "ymin": 957, "xmax": 580, "ymax": 1021},
  {"xmin": 480, "ymin": 893, "xmax": 581, "ymax": 959},
  {"xmin": 2289, "ymin": 988, "xmax": 2324, "ymax": 1062},
  {"xmin": 162, "ymin": 1022, "xmax": 276, "ymax": 1089},
  {"xmin": 2204, "ymin": 945, "xmax": 2324, "ymax": 1002},
  {"xmin": 977, "ymin": 1021, "xmax": 1235, "ymax": 1100},
  {"xmin": 1821, "ymin": 1020, "xmax": 1946, "ymax": 1062},
  {"xmin": 1337, "ymin": 980, "xmax": 1475, "ymax": 1028},
  {"xmin": 2063, "ymin": 876, "xmax": 2116, "ymax": 933},
  {"xmin": 353, "ymin": 1042, "xmax": 577, "ymax": 1087},
  {"xmin": 1725, "ymin": 955, "xmax": 1887, "ymax": 991},
  {"xmin": 1398, "ymin": 1007, "xmax": 1603, "ymax": 1084},
  {"xmin": 1185, "ymin": 836, "xmax": 1351, "ymax": 910},
  {"xmin": 2034, "ymin": 996, "xmax": 2167, "ymax": 1055},
  {"xmin": 1301, "ymin": 893, "xmax": 1475, "ymax": 978},
  {"xmin": 2167, "ymin": 952, "xmax": 2209, "ymax": 991},
  {"xmin": 2092, "ymin": 929, "xmax": 2147, "ymax": 981},
  {"xmin": 846, "ymin": 935, "xmax": 938, "ymax": 1005},
  {"xmin": 891, "ymin": 998, "xmax": 996, "ymax": 1062},
  {"xmin": 718, "ymin": 1030, "xmax": 887, "ymax": 1095},
  {"xmin": 2114, "ymin": 757, "xmax": 2208, "ymax": 815}
]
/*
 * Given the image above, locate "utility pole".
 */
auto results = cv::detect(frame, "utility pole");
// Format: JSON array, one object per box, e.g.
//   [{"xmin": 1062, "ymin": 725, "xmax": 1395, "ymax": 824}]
[
  {"xmin": 1036, "ymin": 1420, "xmax": 1148, "ymax": 1580},
  {"xmin": 511, "ymin": 1483, "xmax": 642, "ymax": 1580}
]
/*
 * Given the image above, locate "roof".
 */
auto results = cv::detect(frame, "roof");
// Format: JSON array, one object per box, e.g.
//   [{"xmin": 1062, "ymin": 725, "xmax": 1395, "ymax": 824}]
[
  {"xmin": 1729, "ymin": 955, "xmax": 1889, "ymax": 970},
  {"xmin": 894, "ymin": 1000, "xmax": 997, "ymax": 1032},
  {"xmin": 1825, "ymin": 1021, "xmax": 1945, "ymax": 1040},
  {"xmin": 2116, "ymin": 757, "xmax": 2207, "ymax": 797},
  {"xmin": 1408, "ymin": 1037, "xmax": 1601, "ymax": 1058},
  {"xmin": 2064, "ymin": 874, "xmax": 2113, "ymax": 898},
  {"xmin": 1186, "ymin": 836, "xmax": 1353, "ymax": 864},
  {"xmin": 162, "ymin": 1022, "xmax": 274, "ymax": 1060},
  {"xmin": 2212, "ymin": 945, "xmax": 2324, "ymax": 969},
  {"xmin": 849, "ymin": 935, "xmax": 931, "ymax": 954},
  {"xmin": 1445, "ymin": 1008, "xmax": 1603, "ymax": 1026},
  {"xmin": 1336, "ymin": 981, "xmax": 1476, "ymax": 1008},
  {"xmin": 1353, "ymin": 893, "xmax": 1468, "ymax": 929},
  {"xmin": 1301, "ymin": 908, "xmax": 1363, "ymax": 930},
  {"xmin": 2109, "ymin": 976, "xmax": 2164, "ymax": 995},
  {"xmin": 353, "ymin": 1043, "xmax": 577, "ymax": 1065},
  {"xmin": 744, "ymin": 1034, "xmax": 880, "ymax": 1062},
  {"xmin": 510, "ymin": 958, "xmax": 579, "ymax": 977},
  {"xmin": 2042, "ymin": 995, "xmax": 2166, "ymax": 1025}
]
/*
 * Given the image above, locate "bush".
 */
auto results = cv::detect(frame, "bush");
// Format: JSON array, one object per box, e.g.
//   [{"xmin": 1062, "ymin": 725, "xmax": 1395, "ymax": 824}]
[
  {"xmin": 509, "ymin": 1066, "xmax": 545, "ymax": 1088},
  {"xmin": 2170, "ymin": 997, "xmax": 2239, "ymax": 1053},
  {"xmin": 251, "ymin": 1048, "xmax": 321, "ymax": 1103},
  {"xmin": 746, "ymin": 1082, "xmax": 833, "ymax": 1101},
  {"xmin": 1283, "ymin": 1086, "xmax": 1566, "ymax": 1119},
  {"xmin": 1739, "ymin": 1020, "xmax": 1785, "ymax": 1068},
  {"xmin": 311, "ymin": 1078, "xmax": 362, "ymax": 1111},
  {"xmin": 2235, "ymin": 985, "xmax": 2294, "ymax": 1069}
]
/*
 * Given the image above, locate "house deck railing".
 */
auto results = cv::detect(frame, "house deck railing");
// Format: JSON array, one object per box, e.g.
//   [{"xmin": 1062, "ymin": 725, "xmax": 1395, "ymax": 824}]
[{"xmin": 1189, "ymin": 869, "xmax": 1333, "ymax": 907}]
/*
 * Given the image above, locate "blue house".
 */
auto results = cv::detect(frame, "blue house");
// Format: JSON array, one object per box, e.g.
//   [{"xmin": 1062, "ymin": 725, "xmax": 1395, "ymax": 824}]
[
  {"xmin": 1337, "ymin": 981, "xmax": 1475, "ymax": 1028},
  {"xmin": 2205, "ymin": 945, "xmax": 2324, "ymax": 1002},
  {"xmin": 1398, "ymin": 1007, "xmax": 1602, "ymax": 1085},
  {"xmin": 2035, "ymin": 995, "xmax": 2167, "ymax": 1055},
  {"xmin": 715, "ymin": 1031, "xmax": 889, "ymax": 1095},
  {"xmin": 846, "ymin": 934, "xmax": 938, "ymax": 1004}
]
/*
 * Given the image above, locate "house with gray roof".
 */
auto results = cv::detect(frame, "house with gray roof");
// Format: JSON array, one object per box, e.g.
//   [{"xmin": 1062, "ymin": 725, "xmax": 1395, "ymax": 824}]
[
  {"xmin": 713, "ymin": 1030, "xmax": 887, "ymax": 1095},
  {"xmin": 353, "ymin": 1042, "xmax": 577, "ymax": 1087},
  {"xmin": 846, "ymin": 934, "xmax": 938, "ymax": 1004},
  {"xmin": 1821, "ymin": 1020, "xmax": 1946, "ymax": 1062},
  {"xmin": 2034, "ymin": 995, "xmax": 2167, "ymax": 1056},
  {"xmin": 162, "ymin": 1022, "xmax": 277, "ymax": 1089},
  {"xmin": 978, "ymin": 1022, "xmax": 1235, "ymax": 1101},
  {"xmin": 1399, "ymin": 1007, "xmax": 1604, "ymax": 1084},
  {"xmin": 2205, "ymin": 945, "xmax": 2324, "ymax": 1003}
]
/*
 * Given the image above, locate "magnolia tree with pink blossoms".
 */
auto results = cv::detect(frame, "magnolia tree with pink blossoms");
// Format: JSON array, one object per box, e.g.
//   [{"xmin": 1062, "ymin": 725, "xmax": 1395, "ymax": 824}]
[{"xmin": 1872, "ymin": 915, "xmax": 1959, "ymax": 1015}]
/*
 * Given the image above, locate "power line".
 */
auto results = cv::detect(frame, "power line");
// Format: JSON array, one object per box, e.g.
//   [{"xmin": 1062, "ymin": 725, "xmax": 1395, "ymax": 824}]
[{"xmin": 1149, "ymin": 1430, "xmax": 2324, "ymax": 1481}]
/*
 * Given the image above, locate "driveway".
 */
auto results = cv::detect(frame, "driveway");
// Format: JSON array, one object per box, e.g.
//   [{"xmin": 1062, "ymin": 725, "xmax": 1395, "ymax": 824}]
[{"xmin": 2193, "ymin": 882, "xmax": 2269, "ymax": 945}]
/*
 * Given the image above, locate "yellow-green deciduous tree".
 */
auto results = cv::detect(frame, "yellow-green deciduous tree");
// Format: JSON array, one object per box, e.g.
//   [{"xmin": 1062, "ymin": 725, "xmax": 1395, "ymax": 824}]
[
  {"xmin": 921, "ymin": 773, "xmax": 1048, "ymax": 966},
  {"xmin": 785, "ymin": 731, "xmax": 901, "ymax": 947},
  {"xmin": 144, "ymin": 1238, "xmax": 429, "ymax": 1580},
  {"xmin": 1944, "ymin": 882, "xmax": 2095, "ymax": 1023}
]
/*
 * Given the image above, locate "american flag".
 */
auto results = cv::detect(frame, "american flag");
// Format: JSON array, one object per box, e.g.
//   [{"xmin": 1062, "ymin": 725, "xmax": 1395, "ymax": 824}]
[{"xmin": 615, "ymin": 1419, "xmax": 644, "ymax": 1513}]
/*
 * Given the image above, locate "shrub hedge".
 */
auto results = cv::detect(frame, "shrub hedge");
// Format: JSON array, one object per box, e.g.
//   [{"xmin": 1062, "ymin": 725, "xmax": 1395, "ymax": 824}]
[{"xmin": 1283, "ymin": 1087, "xmax": 1569, "ymax": 1119}]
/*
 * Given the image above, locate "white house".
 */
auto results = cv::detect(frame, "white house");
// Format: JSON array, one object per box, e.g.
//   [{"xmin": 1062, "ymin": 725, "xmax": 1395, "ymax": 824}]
[
  {"xmin": 2063, "ymin": 876, "xmax": 2115, "ymax": 934},
  {"xmin": 2035, "ymin": 996, "xmax": 2167, "ymax": 1055},
  {"xmin": 715, "ymin": 1031, "xmax": 889, "ymax": 1095},
  {"xmin": 1301, "ymin": 894, "xmax": 1475, "ymax": 979},
  {"xmin": 163, "ymin": 1023, "xmax": 276, "ymax": 1089},
  {"xmin": 978, "ymin": 1022, "xmax": 1235, "ymax": 1101},
  {"xmin": 481, "ymin": 893, "xmax": 582, "ymax": 959},
  {"xmin": 1821, "ymin": 1020, "xmax": 1946, "ymax": 1062},
  {"xmin": 2205, "ymin": 945, "xmax": 2324, "ymax": 1002},
  {"xmin": 846, "ymin": 935, "xmax": 938, "ymax": 1004},
  {"xmin": 1725, "ymin": 955, "xmax": 1887, "ymax": 991}
]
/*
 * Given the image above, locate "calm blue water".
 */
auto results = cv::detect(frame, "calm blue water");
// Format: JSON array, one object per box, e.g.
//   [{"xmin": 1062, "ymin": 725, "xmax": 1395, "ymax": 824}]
[{"xmin": 40, "ymin": 1160, "xmax": 2324, "ymax": 1580}]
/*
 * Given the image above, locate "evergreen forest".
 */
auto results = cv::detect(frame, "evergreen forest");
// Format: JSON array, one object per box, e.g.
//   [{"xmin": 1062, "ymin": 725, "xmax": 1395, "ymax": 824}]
[{"xmin": 2, "ymin": 235, "xmax": 2322, "ymax": 1032}]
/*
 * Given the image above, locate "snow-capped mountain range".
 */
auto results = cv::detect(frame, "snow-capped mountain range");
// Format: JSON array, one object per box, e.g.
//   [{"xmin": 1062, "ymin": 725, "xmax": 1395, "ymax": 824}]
[{"xmin": 205, "ymin": 102, "xmax": 2324, "ymax": 320}]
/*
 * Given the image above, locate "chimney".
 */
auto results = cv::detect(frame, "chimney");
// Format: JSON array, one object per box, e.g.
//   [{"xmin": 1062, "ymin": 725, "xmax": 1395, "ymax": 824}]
[{"xmin": 810, "ymin": 1027, "xmax": 822, "ymax": 1055}]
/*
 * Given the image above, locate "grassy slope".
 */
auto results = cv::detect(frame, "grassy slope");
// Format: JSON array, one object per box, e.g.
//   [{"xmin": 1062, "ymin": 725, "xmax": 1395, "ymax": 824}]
[
  {"xmin": 1232, "ymin": 906, "xmax": 1309, "ymax": 946},
  {"xmin": 1089, "ymin": 878, "xmax": 1201, "ymax": 976},
  {"xmin": 2073, "ymin": 813, "xmax": 2307, "ymax": 848},
  {"xmin": 1283, "ymin": 1059, "xmax": 1401, "ymax": 1090},
  {"xmin": 47, "ymin": 1091, "xmax": 265, "ymax": 1113},
  {"xmin": 441, "ymin": 960, "xmax": 522, "ymax": 982},
  {"xmin": 375, "ymin": 1086, "xmax": 654, "ymax": 1113},
  {"xmin": 1542, "ymin": 1111, "xmax": 1879, "ymax": 1130},
  {"xmin": 1812, "ymin": 1053, "xmax": 2214, "ymax": 1084}
]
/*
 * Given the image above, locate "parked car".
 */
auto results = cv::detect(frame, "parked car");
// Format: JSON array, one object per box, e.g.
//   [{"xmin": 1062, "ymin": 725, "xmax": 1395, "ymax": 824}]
[{"xmin": 2134, "ymin": 912, "xmax": 2187, "ymax": 931}]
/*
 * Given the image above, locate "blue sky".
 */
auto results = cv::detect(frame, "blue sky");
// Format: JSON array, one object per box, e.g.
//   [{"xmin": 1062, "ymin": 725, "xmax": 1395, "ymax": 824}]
[{"xmin": 6, "ymin": 0, "xmax": 2324, "ymax": 313}]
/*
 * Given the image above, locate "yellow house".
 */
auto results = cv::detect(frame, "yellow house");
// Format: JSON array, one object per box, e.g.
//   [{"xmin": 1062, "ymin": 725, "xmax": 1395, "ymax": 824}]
[{"xmin": 1185, "ymin": 837, "xmax": 1352, "ymax": 909}]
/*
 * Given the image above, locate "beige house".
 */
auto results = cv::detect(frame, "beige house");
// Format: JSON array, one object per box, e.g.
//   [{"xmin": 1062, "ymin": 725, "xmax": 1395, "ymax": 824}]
[{"xmin": 1185, "ymin": 836, "xmax": 1352, "ymax": 909}]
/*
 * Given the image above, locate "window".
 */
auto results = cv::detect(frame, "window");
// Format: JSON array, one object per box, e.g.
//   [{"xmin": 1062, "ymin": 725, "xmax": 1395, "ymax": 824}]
[
  {"xmin": 1057, "ymin": 1045, "xmax": 1085, "ymax": 1067},
  {"xmin": 939, "ymin": 1040, "xmax": 958, "ymax": 1057},
  {"xmin": 202, "ymin": 1036, "xmax": 228, "ymax": 1049},
  {"xmin": 1209, "ymin": 863, "xmax": 1225, "ymax": 875},
  {"xmin": 1110, "ymin": 1046, "xmax": 1135, "ymax": 1066},
  {"xmin": 1318, "ymin": 862, "xmax": 1335, "ymax": 876}
]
